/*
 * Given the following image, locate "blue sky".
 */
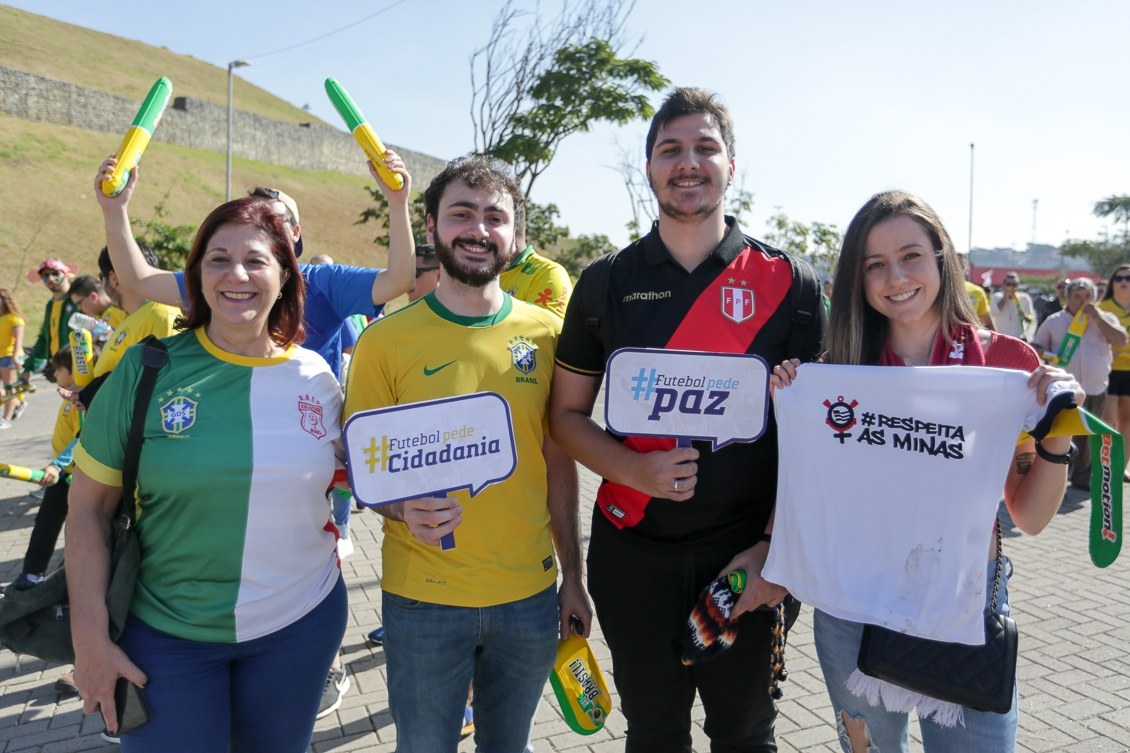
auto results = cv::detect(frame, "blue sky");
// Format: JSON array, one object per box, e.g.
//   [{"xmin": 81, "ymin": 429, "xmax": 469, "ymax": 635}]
[{"xmin": 7, "ymin": 0, "xmax": 1128, "ymax": 252}]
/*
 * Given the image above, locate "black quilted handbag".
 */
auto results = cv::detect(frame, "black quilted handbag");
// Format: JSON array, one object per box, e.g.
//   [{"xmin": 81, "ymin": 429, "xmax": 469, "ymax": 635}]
[{"xmin": 856, "ymin": 523, "xmax": 1017, "ymax": 714}]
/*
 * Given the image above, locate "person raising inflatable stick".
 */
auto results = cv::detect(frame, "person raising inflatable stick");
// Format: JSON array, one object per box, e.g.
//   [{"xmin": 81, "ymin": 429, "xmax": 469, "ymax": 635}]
[
  {"xmin": 66, "ymin": 153, "xmax": 412, "ymax": 749},
  {"xmin": 770, "ymin": 190, "xmax": 1082, "ymax": 753}
]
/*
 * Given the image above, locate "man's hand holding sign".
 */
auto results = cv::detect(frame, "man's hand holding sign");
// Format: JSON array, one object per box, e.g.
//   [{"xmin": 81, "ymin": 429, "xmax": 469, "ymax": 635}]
[
  {"xmin": 343, "ymin": 392, "xmax": 517, "ymax": 550},
  {"xmin": 604, "ymin": 348, "xmax": 783, "ymax": 617}
]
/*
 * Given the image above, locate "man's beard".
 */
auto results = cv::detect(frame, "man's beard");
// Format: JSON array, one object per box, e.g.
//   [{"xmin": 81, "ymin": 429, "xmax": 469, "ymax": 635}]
[
  {"xmin": 435, "ymin": 234, "xmax": 509, "ymax": 287},
  {"xmin": 650, "ymin": 176, "xmax": 725, "ymax": 222}
]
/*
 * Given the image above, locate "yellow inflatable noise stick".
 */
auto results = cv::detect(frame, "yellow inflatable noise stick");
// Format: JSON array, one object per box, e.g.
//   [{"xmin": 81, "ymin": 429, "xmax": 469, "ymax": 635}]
[
  {"xmin": 549, "ymin": 618, "xmax": 613, "ymax": 735},
  {"xmin": 69, "ymin": 328, "xmax": 95, "ymax": 388},
  {"xmin": 0, "ymin": 464, "xmax": 45, "ymax": 484},
  {"xmin": 324, "ymin": 78, "xmax": 404, "ymax": 191},
  {"xmin": 102, "ymin": 77, "xmax": 173, "ymax": 197}
]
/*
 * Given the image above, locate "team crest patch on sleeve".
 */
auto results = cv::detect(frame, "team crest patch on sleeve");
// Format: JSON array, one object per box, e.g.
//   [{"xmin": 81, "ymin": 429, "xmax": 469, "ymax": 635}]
[
  {"xmin": 508, "ymin": 336, "xmax": 538, "ymax": 375},
  {"xmin": 161, "ymin": 394, "xmax": 198, "ymax": 435},
  {"xmin": 298, "ymin": 394, "xmax": 327, "ymax": 439},
  {"xmin": 721, "ymin": 286, "xmax": 754, "ymax": 323}
]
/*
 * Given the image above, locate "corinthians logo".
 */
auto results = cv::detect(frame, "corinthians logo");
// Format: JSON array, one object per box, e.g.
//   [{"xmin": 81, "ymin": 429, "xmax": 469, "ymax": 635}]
[
  {"xmin": 821, "ymin": 394, "xmax": 967, "ymax": 460},
  {"xmin": 823, "ymin": 395, "xmax": 858, "ymax": 444}
]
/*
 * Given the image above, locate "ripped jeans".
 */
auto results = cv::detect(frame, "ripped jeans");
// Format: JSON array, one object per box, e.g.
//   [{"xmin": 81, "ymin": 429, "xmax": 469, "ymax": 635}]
[{"xmin": 813, "ymin": 558, "xmax": 1018, "ymax": 753}]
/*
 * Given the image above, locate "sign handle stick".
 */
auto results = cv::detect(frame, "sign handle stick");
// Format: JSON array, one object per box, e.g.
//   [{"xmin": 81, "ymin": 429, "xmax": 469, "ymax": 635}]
[
  {"xmin": 440, "ymin": 532, "xmax": 455, "ymax": 551},
  {"xmin": 676, "ymin": 437, "xmax": 692, "ymax": 448}
]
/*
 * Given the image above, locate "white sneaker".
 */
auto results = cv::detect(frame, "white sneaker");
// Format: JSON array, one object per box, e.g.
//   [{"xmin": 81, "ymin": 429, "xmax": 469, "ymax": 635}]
[
  {"xmin": 12, "ymin": 400, "xmax": 26, "ymax": 420},
  {"xmin": 0, "ymin": 418, "xmax": 12, "ymax": 430}
]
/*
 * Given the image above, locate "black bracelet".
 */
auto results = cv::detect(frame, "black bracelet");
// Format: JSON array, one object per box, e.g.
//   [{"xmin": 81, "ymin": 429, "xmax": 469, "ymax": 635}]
[
  {"xmin": 1035, "ymin": 438, "xmax": 1077, "ymax": 465},
  {"xmin": 759, "ymin": 532, "xmax": 773, "ymax": 543}
]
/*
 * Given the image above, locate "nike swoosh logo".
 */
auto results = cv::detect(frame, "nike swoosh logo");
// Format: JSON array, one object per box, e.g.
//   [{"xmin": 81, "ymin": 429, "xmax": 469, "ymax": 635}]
[{"xmin": 423, "ymin": 360, "xmax": 457, "ymax": 376}]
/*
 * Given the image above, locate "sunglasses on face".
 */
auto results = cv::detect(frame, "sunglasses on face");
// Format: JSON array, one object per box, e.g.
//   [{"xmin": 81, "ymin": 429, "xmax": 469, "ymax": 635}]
[
  {"xmin": 415, "ymin": 267, "xmax": 440, "ymax": 278},
  {"xmin": 1113, "ymin": 275, "xmax": 1130, "ymax": 283},
  {"xmin": 40, "ymin": 271, "xmax": 61, "ymax": 281}
]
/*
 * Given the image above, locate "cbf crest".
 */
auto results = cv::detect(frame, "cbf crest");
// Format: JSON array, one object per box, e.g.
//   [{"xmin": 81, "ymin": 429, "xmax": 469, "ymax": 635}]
[
  {"xmin": 298, "ymin": 395, "xmax": 327, "ymax": 439},
  {"xmin": 508, "ymin": 336, "xmax": 538, "ymax": 375},
  {"xmin": 161, "ymin": 395, "xmax": 198, "ymax": 435}
]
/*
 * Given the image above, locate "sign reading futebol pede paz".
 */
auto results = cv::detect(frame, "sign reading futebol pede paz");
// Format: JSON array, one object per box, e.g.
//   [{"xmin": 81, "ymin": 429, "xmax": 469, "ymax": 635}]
[
  {"xmin": 343, "ymin": 392, "xmax": 517, "ymax": 550},
  {"xmin": 605, "ymin": 348, "xmax": 771, "ymax": 449}
]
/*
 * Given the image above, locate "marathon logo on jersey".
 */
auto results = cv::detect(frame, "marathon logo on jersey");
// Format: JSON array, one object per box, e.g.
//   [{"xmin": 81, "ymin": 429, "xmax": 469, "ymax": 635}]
[
  {"xmin": 342, "ymin": 392, "xmax": 518, "ymax": 507},
  {"xmin": 605, "ymin": 348, "xmax": 770, "ymax": 450},
  {"xmin": 509, "ymin": 335, "xmax": 538, "ymax": 382},
  {"xmin": 621, "ymin": 290, "xmax": 672, "ymax": 303},
  {"xmin": 821, "ymin": 393, "xmax": 967, "ymax": 460},
  {"xmin": 298, "ymin": 394, "xmax": 327, "ymax": 439},
  {"xmin": 160, "ymin": 394, "xmax": 198, "ymax": 435},
  {"xmin": 721, "ymin": 286, "xmax": 754, "ymax": 323}
]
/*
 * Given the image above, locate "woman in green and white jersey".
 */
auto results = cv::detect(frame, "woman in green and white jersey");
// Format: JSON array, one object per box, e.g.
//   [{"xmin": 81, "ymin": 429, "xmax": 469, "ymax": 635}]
[{"xmin": 70, "ymin": 171, "xmax": 347, "ymax": 753}]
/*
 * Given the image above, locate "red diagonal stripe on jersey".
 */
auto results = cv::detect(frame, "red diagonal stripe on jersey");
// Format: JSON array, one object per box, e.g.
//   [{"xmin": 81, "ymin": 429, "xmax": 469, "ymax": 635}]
[
  {"xmin": 597, "ymin": 246, "xmax": 794, "ymax": 529},
  {"xmin": 667, "ymin": 248, "xmax": 792, "ymax": 352}
]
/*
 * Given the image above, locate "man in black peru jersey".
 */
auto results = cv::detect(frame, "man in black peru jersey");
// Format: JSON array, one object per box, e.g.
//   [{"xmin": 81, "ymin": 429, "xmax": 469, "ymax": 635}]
[{"xmin": 550, "ymin": 87, "xmax": 825, "ymax": 753}]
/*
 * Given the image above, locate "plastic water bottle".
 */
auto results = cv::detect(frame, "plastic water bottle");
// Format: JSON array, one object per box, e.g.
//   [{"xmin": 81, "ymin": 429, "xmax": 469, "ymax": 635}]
[{"xmin": 68, "ymin": 312, "xmax": 113, "ymax": 341}]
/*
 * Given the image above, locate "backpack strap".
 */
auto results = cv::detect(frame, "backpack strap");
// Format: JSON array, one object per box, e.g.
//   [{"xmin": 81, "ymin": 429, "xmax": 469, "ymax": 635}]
[
  {"xmin": 785, "ymin": 256, "xmax": 823, "ymax": 362},
  {"xmin": 117, "ymin": 336, "xmax": 168, "ymax": 524},
  {"xmin": 581, "ymin": 250, "xmax": 619, "ymax": 358}
]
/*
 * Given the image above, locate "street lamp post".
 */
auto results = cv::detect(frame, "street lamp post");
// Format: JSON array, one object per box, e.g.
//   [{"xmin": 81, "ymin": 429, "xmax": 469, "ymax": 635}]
[{"xmin": 226, "ymin": 59, "xmax": 251, "ymax": 201}]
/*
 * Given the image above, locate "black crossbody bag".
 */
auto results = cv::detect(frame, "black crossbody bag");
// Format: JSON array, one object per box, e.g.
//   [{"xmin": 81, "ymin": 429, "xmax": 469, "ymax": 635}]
[
  {"xmin": 0, "ymin": 336, "xmax": 167, "ymax": 664},
  {"xmin": 856, "ymin": 522, "xmax": 1018, "ymax": 714}
]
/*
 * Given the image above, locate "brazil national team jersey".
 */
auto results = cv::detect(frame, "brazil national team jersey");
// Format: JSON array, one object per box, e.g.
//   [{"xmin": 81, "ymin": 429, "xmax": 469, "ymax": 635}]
[
  {"xmin": 76, "ymin": 328, "xmax": 342, "ymax": 643},
  {"xmin": 500, "ymin": 245, "xmax": 572, "ymax": 318},
  {"xmin": 94, "ymin": 301, "xmax": 180, "ymax": 377},
  {"xmin": 343, "ymin": 293, "xmax": 560, "ymax": 608}
]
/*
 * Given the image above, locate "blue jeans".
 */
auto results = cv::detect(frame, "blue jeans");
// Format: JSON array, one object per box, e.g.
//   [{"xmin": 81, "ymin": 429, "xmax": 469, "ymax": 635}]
[
  {"xmin": 117, "ymin": 575, "xmax": 347, "ymax": 753},
  {"xmin": 383, "ymin": 584, "xmax": 558, "ymax": 753},
  {"xmin": 814, "ymin": 559, "xmax": 1018, "ymax": 753},
  {"xmin": 332, "ymin": 489, "xmax": 351, "ymax": 539}
]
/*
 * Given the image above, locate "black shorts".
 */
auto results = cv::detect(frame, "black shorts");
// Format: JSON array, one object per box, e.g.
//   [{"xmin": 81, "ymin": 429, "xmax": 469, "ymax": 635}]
[{"xmin": 1109, "ymin": 370, "xmax": 1130, "ymax": 397}]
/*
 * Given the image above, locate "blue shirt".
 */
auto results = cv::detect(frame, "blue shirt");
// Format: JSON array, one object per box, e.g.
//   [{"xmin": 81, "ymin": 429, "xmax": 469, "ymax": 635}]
[{"xmin": 175, "ymin": 262, "xmax": 383, "ymax": 378}]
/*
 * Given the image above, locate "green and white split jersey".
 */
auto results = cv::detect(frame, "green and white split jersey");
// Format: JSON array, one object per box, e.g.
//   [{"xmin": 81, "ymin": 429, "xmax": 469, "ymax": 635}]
[{"xmin": 76, "ymin": 327, "xmax": 343, "ymax": 643}]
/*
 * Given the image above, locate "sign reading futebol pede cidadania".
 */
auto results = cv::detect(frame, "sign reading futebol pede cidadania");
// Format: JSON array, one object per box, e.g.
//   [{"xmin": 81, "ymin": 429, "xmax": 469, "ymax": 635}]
[{"xmin": 343, "ymin": 392, "xmax": 517, "ymax": 550}]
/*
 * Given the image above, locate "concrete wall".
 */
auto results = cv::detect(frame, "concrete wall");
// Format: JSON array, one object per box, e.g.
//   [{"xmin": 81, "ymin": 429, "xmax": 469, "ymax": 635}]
[{"xmin": 0, "ymin": 66, "xmax": 446, "ymax": 184}]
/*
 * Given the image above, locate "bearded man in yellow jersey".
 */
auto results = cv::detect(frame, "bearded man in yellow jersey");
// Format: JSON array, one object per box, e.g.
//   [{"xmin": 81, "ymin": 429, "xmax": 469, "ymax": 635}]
[{"xmin": 344, "ymin": 154, "xmax": 591, "ymax": 752}]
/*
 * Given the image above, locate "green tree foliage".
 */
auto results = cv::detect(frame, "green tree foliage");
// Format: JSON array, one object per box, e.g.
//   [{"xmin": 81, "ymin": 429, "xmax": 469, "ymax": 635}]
[
  {"xmin": 1094, "ymin": 195, "xmax": 1130, "ymax": 230},
  {"xmin": 1060, "ymin": 236, "xmax": 1129, "ymax": 278},
  {"xmin": 764, "ymin": 209, "xmax": 842, "ymax": 278},
  {"xmin": 357, "ymin": 189, "xmax": 428, "ymax": 250},
  {"xmin": 131, "ymin": 192, "xmax": 194, "ymax": 271},
  {"xmin": 471, "ymin": 0, "xmax": 668, "ymax": 199},
  {"xmin": 524, "ymin": 201, "xmax": 569, "ymax": 249},
  {"xmin": 557, "ymin": 233, "xmax": 617, "ymax": 279},
  {"xmin": 1060, "ymin": 194, "xmax": 1130, "ymax": 276}
]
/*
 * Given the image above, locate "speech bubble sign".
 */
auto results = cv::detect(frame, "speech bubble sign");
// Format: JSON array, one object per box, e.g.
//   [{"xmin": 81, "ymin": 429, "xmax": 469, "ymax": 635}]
[
  {"xmin": 343, "ymin": 392, "xmax": 517, "ymax": 549},
  {"xmin": 604, "ymin": 348, "xmax": 770, "ymax": 450},
  {"xmin": 343, "ymin": 391, "xmax": 517, "ymax": 504}
]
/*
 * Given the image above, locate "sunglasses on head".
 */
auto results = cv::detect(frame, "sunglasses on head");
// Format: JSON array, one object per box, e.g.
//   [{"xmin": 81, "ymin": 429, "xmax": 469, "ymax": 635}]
[{"xmin": 415, "ymin": 267, "xmax": 440, "ymax": 279}]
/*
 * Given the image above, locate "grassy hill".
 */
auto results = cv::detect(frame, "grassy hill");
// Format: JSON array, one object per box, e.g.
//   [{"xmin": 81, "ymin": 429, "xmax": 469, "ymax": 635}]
[
  {"xmin": 0, "ymin": 5, "xmax": 326, "ymax": 125},
  {"xmin": 0, "ymin": 6, "xmax": 403, "ymax": 330}
]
